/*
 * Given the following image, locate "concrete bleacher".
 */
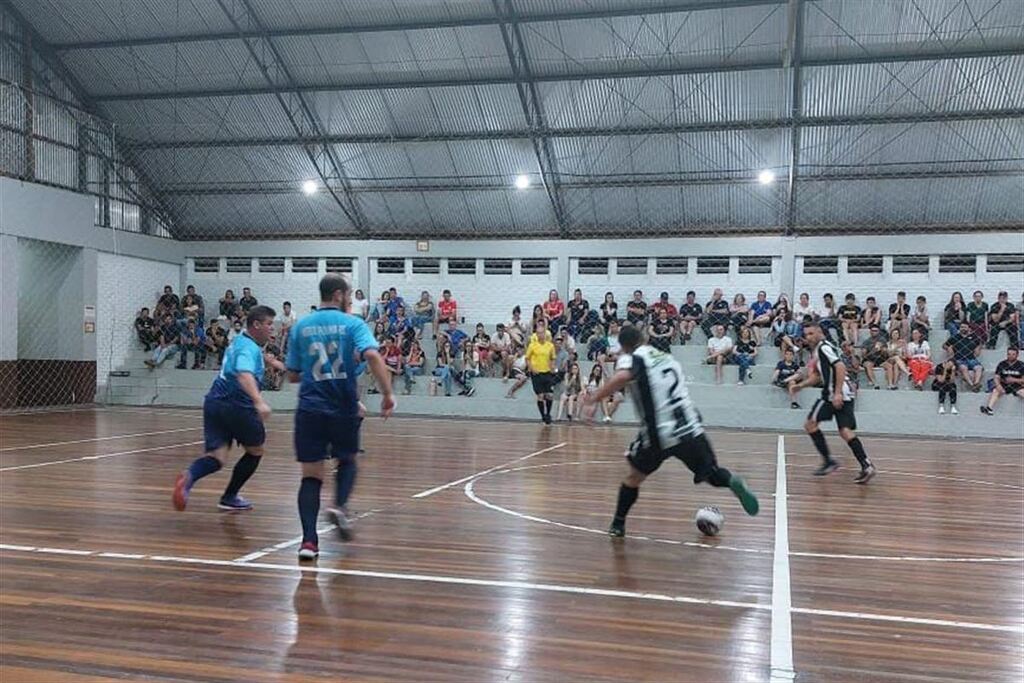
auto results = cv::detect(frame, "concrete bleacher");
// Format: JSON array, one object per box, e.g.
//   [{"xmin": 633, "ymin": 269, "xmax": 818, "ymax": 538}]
[{"xmin": 103, "ymin": 326, "xmax": 1024, "ymax": 441}]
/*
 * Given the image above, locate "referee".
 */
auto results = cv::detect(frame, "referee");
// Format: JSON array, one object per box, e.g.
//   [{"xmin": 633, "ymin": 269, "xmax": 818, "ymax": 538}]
[{"xmin": 526, "ymin": 319, "xmax": 557, "ymax": 424}]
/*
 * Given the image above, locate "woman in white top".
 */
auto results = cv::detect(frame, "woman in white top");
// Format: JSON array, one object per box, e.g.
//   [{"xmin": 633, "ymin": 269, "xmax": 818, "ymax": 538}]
[
  {"xmin": 794, "ymin": 292, "xmax": 816, "ymax": 322},
  {"xmin": 352, "ymin": 289, "xmax": 370, "ymax": 320},
  {"xmin": 905, "ymin": 327, "xmax": 933, "ymax": 390}
]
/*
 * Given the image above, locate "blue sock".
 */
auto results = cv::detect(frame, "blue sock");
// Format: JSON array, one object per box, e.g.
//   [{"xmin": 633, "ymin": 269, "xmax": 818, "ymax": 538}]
[
  {"xmin": 298, "ymin": 477, "xmax": 322, "ymax": 545},
  {"xmin": 186, "ymin": 455, "xmax": 222, "ymax": 488},
  {"xmin": 335, "ymin": 454, "xmax": 358, "ymax": 509}
]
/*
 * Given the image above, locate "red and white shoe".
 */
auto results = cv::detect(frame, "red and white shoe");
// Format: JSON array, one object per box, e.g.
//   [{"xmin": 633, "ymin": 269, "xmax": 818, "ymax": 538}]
[
  {"xmin": 172, "ymin": 471, "xmax": 192, "ymax": 511},
  {"xmin": 297, "ymin": 542, "xmax": 319, "ymax": 561}
]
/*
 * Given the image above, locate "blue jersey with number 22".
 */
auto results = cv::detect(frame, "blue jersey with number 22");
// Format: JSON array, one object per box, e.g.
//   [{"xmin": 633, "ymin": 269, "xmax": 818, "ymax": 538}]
[{"xmin": 286, "ymin": 308, "xmax": 378, "ymax": 415}]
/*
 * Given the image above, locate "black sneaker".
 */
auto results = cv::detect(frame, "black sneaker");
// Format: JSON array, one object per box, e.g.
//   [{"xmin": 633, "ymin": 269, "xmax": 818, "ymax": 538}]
[
  {"xmin": 854, "ymin": 464, "xmax": 877, "ymax": 484},
  {"xmin": 542, "ymin": 413, "xmax": 552, "ymax": 425},
  {"xmin": 980, "ymin": 406, "xmax": 994, "ymax": 415},
  {"xmin": 814, "ymin": 460, "xmax": 840, "ymax": 476},
  {"xmin": 790, "ymin": 401, "xmax": 800, "ymax": 409},
  {"xmin": 608, "ymin": 520, "xmax": 625, "ymax": 538}
]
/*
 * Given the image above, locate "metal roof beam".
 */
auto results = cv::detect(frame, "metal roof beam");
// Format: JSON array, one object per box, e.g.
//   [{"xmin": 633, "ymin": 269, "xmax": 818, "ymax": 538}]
[
  {"xmin": 90, "ymin": 45, "xmax": 1024, "ymax": 103},
  {"xmin": 784, "ymin": 0, "xmax": 804, "ymax": 235}
]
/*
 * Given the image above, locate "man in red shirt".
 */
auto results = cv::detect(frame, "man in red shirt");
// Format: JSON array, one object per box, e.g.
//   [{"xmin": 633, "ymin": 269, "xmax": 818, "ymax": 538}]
[
  {"xmin": 651, "ymin": 291, "xmax": 678, "ymax": 320},
  {"xmin": 436, "ymin": 289, "xmax": 458, "ymax": 334}
]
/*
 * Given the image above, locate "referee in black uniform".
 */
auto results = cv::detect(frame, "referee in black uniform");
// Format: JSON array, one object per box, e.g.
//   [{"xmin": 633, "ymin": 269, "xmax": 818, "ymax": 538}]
[{"xmin": 796, "ymin": 320, "xmax": 876, "ymax": 483}]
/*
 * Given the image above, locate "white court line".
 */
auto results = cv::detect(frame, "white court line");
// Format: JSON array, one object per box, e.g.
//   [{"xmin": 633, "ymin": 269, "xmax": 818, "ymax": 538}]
[
  {"xmin": 770, "ymin": 435, "xmax": 796, "ymax": 683},
  {"xmin": 411, "ymin": 442, "xmax": 567, "ymax": 499},
  {"xmin": 1, "ymin": 542, "xmax": 1020, "ymax": 634},
  {"xmin": 0, "ymin": 427, "xmax": 201, "ymax": 452},
  {"xmin": 0, "ymin": 440, "xmax": 204, "ymax": 472}
]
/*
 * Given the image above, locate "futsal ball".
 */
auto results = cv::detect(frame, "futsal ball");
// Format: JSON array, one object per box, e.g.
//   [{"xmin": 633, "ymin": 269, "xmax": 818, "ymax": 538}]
[{"xmin": 695, "ymin": 506, "xmax": 724, "ymax": 537}]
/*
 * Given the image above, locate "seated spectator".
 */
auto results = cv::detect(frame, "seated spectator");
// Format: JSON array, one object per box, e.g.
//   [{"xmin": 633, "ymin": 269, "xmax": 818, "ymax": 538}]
[
  {"xmin": 678, "ymin": 291, "xmax": 702, "ymax": 344},
  {"xmin": 276, "ymin": 301, "xmax": 296, "ymax": 347},
  {"xmin": 181, "ymin": 285, "xmax": 204, "ymax": 324},
  {"xmin": 773, "ymin": 347, "xmax": 803, "ymax": 409},
  {"xmin": 651, "ymin": 292, "xmax": 678, "ymax": 324},
  {"xmin": 793, "ymin": 292, "xmax": 816, "ymax": 322},
  {"xmin": 705, "ymin": 324, "xmax": 734, "ymax": 385},
  {"xmin": 748, "ymin": 291, "xmax": 773, "ymax": 343},
  {"xmin": 905, "ymin": 328, "xmax": 933, "ymax": 390},
  {"xmin": 506, "ymin": 306, "xmax": 527, "ymax": 350},
  {"xmin": 599, "ymin": 292, "xmax": 618, "ymax": 331},
  {"xmin": 372, "ymin": 319, "xmax": 389, "ymax": 344},
  {"xmin": 218, "ymin": 289, "xmax": 237, "ymax": 320},
  {"xmin": 155, "ymin": 285, "xmax": 180, "ymax": 321},
  {"xmin": 966, "ymin": 290, "xmax": 988, "ymax": 341},
  {"xmin": 370, "ymin": 336, "xmax": 403, "ymax": 395},
  {"xmin": 557, "ymin": 362, "xmax": 583, "ymax": 422},
  {"xmin": 729, "ymin": 293, "xmax": 749, "ymax": 334},
  {"xmin": 884, "ymin": 327, "xmax": 908, "ymax": 390},
  {"xmin": 553, "ymin": 334, "xmax": 572, "ymax": 381},
  {"xmin": 390, "ymin": 306, "xmax": 414, "ymax": 352},
  {"xmin": 860, "ymin": 324, "xmax": 889, "ymax": 390},
  {"xmin": 734, "ymin": 326, "xmax": 758, "ymax": 386},
  {"xmin": 262, "ymin": 335, "xmax": 285, "ymax": 390},
  {"xmin": 648, "ymin": 308, "xmax": 676, "ymax": 352},
  {"xmin": 531, "ymin": 304, "xmax": 547, "ymax": 333},
  {"xmin": 386, "ymin": 287, "xmax": 405, "ymax": 323},
  {"xmin": 838, "ymin": 293, "xmax": 861, "ymax": 344},
  {"xmin": 472, "ymin": 323, "xmax": 492, "ymax": 374},
  {"xmin": 566, "ymin": 289, "xmax": 590, "ymax": 339},
  {"xmin": 944, "ymin": 321, "xmax": 984, "ymax": 391},
  {"xmin": 458, "ymin": 344, "xmax": 479, "ymax": 396},
  {"xmin": 703, "ymin": 288, "xmax": 730, "ymax": 338},
  {"xmin": 861, "ymin": 296, "xmax": 881, "ymax": 330},
  {"xmin": 933, "ymin": 359, "xmax": 958, "ymax": 415},
  {"xmin": 774, "ymin": 293, "xmax": 791, "ymax": 317},
  {"xmin": 543, "ymin": 289, "xmax": 566, "ymax": 335},
  {"xmin": 144, "ymin": 313, "xmax": 180, "ymax": 369},
  {"xmin": 772, "ymin": 309, "xmax": 803, "ymax": 359},
  {"xmin": 943, "ymin": 291, "xmax": 967, "ymax": 337},
  {"xmin": 239, "ymin": 287, "xmax": 258, "ymax": 314},
  {"xmin": 176, "ymin": 319, "xmax": 207, "ymax": 370},
  {"xmin": 840, "ymin": 341, "xmax": 862, "ymax": 393},
  {"xmin": 433, "ymin": 339, "xmax": 456, "ymax": 396},
  {"xmin": 582, "ymin": 364, "xmax": 609, "ymax": 420},
  {"xmin": 134, "ymin": 307, "xmax": 156, "ymax": 351},
  {"xmin": 819, "ymin": 293, "xmax": 840, "ymax": 343},
  {"xmin": 205, "ymin": 318, "xmax": 227, "ymax": 368},
  {"xmin": 987, "ymin": 291, "xmax": 1019, "ymax": 349},
  {"xmin": 911, "ymin": 296, "xmax": 931, "ymax": 340},
  {"xmin": 402, "ymin": 340, "xmax": 425, "ymax": 395},
  {"xmin": 981, "ymin": 347, "xmax": 1024, "ymax": 415},
  {"xmin": 371, "ymin": 290, "xmax": 390, "ymax": 322},
  {"xmin": 440, "ymin": 319, "xmax": 469, "ymax": 356},
  {"xmin": 626, "ymin": 290, "xmax": 649, "ymax": 328},
  {"xmin": 491, "ymin": 323, "xmax": 514, "ymax": 379},
  {"xmin": 436, "ymin": 289, "xmax": 458, "ymax": 332},
  {"xmin": 598, "ymin": 319, "xmax": 622, "ymax": 369},
  {"xmin": 577, "ymin": 308, "xmax": 603, "ymax": 344},
  {"xmin": 227, "ymin": 318, "xmax": 243, "ymax": 344},
  {"xmin": 888, "ymin": 291, "xmax": 910, "ymax": 340},
  {"xmin": 505, "ymin": 349, "xmax": 530, "ymax": 399},
  {"xmin": 410, "ymin": 291, "xmax": 435, "ymax": 339},
  {"xmin": 352, "ymin": 289, "xmax": 370, "ymax": 320},
  {"xmin": 556, "ymin": 328, "xmax": 577, "ymax": 359}
]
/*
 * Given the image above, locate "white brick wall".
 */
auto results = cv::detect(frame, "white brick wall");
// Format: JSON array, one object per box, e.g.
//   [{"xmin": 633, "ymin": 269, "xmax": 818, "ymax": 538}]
[{"xmin": 96, "ymin": 252, "xmax": 181, "ymax": 380}]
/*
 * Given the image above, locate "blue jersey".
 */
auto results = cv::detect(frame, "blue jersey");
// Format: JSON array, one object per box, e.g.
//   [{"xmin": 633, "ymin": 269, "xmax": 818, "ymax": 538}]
[
  {"xmin": 206, "ymin": 332, "xmax": 264, "ymax": 407},
  {"xmin": 287, "ymin": 308, "xmax": 378, "ymax": 415}
]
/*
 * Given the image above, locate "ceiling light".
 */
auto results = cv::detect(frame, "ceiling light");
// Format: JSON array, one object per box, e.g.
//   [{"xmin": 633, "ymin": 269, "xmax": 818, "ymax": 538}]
[
  {"xmin": 301, "ymin": 179, "xmax": 318, "ymax": 195},
  {"xmin": 758, "ymin": 170, "xmax": 776, "ymax": 185},
  {"xmin": 514, "ymin": 174, "xmax": 531, "ymax": 190}
]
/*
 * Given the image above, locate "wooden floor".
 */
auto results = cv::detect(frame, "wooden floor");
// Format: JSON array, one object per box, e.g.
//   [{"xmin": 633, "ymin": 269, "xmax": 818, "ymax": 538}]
[{"xmin": 0, "ymin": 407, "xmax": 1021, "ymax": 682}]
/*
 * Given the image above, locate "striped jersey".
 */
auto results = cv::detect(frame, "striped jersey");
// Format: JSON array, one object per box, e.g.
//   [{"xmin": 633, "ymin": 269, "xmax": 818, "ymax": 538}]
[
  {"xmin": 815, "ymin": 340, "xmax": 856, "ymax": 401},
  {"xmin": 615, "ymin": 345, "xmax": 703, "ymax": 452}
]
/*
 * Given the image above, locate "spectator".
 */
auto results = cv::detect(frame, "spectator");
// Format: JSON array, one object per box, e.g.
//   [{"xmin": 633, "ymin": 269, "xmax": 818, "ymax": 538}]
[
  {"xmin": 966, "ymin": 290, "xmax": 988, "ymax": 341},
  {"xmin": 472, "ymin": 323, "xmax": 492, "ymax": 375},
  {"xmin": 218, "ymin": 289, "xmax": 237, "ymax": 319},
  {"xmin": 598, "ymin": 319, "xmax": 622, "ymax": 369},
  {"xmin": 144, "ymin": 313, "xmax": 180, "ymax": 369},
  {"xmin": 774, "ymin": 294, "xmax": 791, "ymax": 317},
  {"xmin": 748, "ymin": 291, "xmax": 773, "ymax": 343},
  {"xmin": 505, "ymin": 349, "xmax": 530, "ymax": 399},
  {"xmin": 392, "ymin": 306, "xmax": 416, "ymax": 352},
  {"xmin": 794, "ymin": 292, "xmax": 816, "ymax": 322},
  {"xmin": 883, "ymin": 327, "xmax": 908, "ymax": 389},
  {"xmin": 840, "ymin": 340, "xmax": 863, "ymax": 393},
  {"xmin": 705, "ymin": 324, "xmax": 734, "ymax": 385},
  {"xmin": 410, "ymin": 291, "xmax": 435, "ymax": 339},
  {"xmin": 262, "ymin": 335, "xmax": 285, "ymax": 390},
  {"xmin": 981, "ymin": 347, "xmax": 1024, "ymax": 415},
  {"xmin": 543, "ymin": 289, "xmax": 566, "ymax": 334},
  {"xmin": 181, "ymin": 285, "xmax": 204, "ymax": 324},
  {"xmin": 943, "ymin": 291, "xmax": 967, "ymax": 337},
  {"xmin": 227, "ymin": 318, "xmax": 243, "ymax": 344},
  {"xmin": 372, "ymin": 290, "xmax": 390, "ymax": 322},
  {"xmin": 553, "ymin": 333, "xmax": 573, "ymax": 381},
  {"xmin": 906, "ymin": 328, "xmax": 933, "ymax": 390},
  {"xmin": 626, "ymin": 290, "xmax": 648, "ymax": 328},
  {"xmin": 772, "ymin": 309, "xmax": 803, "ymax": 359},
  {"xmin": 526, "ymin": 319, "xmax": 557, "ymax": 424},
  {"xmin": 838, "ymin": 293, "xmax": 862, "ymax": 344},
  {"xmin": 386, "ymin": 287, "xmax": 405, "ymax": 323},
  {"xmin": 773, "ymin": 347, "xmax": 803, "ymax": 409},
  {"xmin": 860, "ymin": 324, "xmax": 889, "ymax": 390},
  {"xmin": 372, "ymin": 336, "xmax": 403, "ymax": 395},
  {"xmin": 507, "ymin": 306, "xmax": 527, "ymax": 350},
  {"xmin": 944, "ymin": 321, "xmax": 984, "ymax": 391},
  {"xmin": 372, "ymin": 319, "xmax": 388, "ymax": 344},
  {"xmin": 599, "ymin": 292, "xmax": 619, "ymax": 330},
  {"xmin": 276, "ymin": 301, "xmax": 296, "ymax": 343},
  {"xmin": 819, "ymin": 293, "xmax": 840, "ymax": 343},
  {"xmin": 239, "ymin": 287, "xmax": 258, "ymax": 314},
  {"xmin": 176, "ymin": 319, "xmax": 207, "ymax": 370},
  {"xmin": 556, "ymin": 362, "xmax": 583, "ymax": 422},
  {"xmin": 734, "ymin": 326, "xmax": 758, "ymax": 386},
  {"xmin": 566, "ymin": 289, "xmax": 590, "ymax": 338},
  {"xmin": 436, "ymin": 289, "xmax": 458, "ymax": 332},
  {"xmin": 441, "ymin": 319, "xmax": 469, "ymax": 357},
  {"xmin": 651, "ymin": 291, "xmax": 678, "ymax": 322},
  {"xmin": 577, "ymin": 308, "xmax": 603, "ymax": 344},
  {"xmin": 556, "ymin": 327, "xmax": 577, "ymax": 359},
  {"xmin": 987, "ymin": 291, "xmax": 1019, "ymax": 349},
  {"xmin": 1019, "ymin": 292, "xmax": 1024, "ymax": 344},
  {"xmin": 888, "ymin": 291, "xmax": 910, "ymax": 340},
  {"xmin": 729, "ymin": 293, "xmax": 749, "ymax": 334},
  {"xmin": 648, "ymin": 308, "xmax": 676, "ymax": 352},
  {"xmin": 703, "ymin": 288, "xmax": 730, "ymax": 337},
  {"xmin": 134, "ymin": 307, "xmax": 156, "ymax": 351},
  {"xmin": 156, "ymin": 285, "xmax": 180, "ymax": 321},
  {"xmin": 492, "ymin": 323, "xmax": 514, "ymax": 379},
  {"xmin": 678, "ymin": 291, "xmax": 702, "ymax": 344},
  {"xmin": 352, "ymin": 289, "xmax": 370, "ymax": 320},
  {"xmin": 582, "ymin": 364, "xmax": 610, "ymax": 420},
  {"xmin": 861, "ymin": 296, "xmax": 882, "ymax": 330},
  {"xmin": 433, "ymin": 339, "xmax": 456, "ymax": 397},
  {"xmin": 933, "ymin": 359, "xmax": 958, "ymax": 415},
  {"xmin": 205, "ymin": 318, "xmax": 227, "ymax": 368},
  {"xmin": 911, "ymin": 296, "xmax": 931, "ymax": 340},
  {"xmin": 402, "ymin": 340, "xmax": 425, "ymax": 395},
  {"xmin": 531, "ymin": 304, "xmax": 547, "ymax": 333}
]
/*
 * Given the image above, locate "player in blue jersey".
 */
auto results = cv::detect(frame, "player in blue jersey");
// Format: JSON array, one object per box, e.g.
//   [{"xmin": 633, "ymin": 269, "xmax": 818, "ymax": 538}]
[
  {"xmin": 286, "ymin": 274, "xmax": 395, "ymax": 560},
  {"xmin": 172, "ymin": 305, "xmax": 276, "ymax": 512}
]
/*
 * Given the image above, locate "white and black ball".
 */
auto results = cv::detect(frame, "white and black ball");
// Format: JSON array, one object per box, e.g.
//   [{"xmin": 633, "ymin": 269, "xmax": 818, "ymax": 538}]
[{"xmin": 695, "ymin": 505, "xmax": 725, "ymax": 537}]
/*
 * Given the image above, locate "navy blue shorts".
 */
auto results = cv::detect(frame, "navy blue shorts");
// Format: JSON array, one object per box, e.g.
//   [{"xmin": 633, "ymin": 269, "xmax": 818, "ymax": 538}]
[
  {"xmin": 294, "ymin": 409, "xmax": 362, "ymax": 463},
  {"xmin": 203, "ymin": 398, "xmax": 265, "ymax": 452}
]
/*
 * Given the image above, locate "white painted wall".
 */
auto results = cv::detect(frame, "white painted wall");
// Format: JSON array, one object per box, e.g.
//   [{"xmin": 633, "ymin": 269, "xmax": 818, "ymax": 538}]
[
  {"xmin": 0, "ymin": 234, "xmax": 17, "ymax": 360},
  {"xmin": 16, "ymin": 238, "xmax": 85, "ymax": 360}
]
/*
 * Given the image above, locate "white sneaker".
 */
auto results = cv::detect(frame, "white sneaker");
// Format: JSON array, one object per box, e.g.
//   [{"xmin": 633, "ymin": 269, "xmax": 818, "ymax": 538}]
[
  {"xmin": 603, "ymin": 416, "xmax": 612, "ymax": 423},
  {"xmin": 938, "ymin": 405, "xmax": 945, "ymax": 415},
  {"xmin": 737, "ymin": 381, "xmax": 745, "ymax": 386},
  {"xmin": 951, "ymin": 405, "xmax": 959, "ymax": 415}
]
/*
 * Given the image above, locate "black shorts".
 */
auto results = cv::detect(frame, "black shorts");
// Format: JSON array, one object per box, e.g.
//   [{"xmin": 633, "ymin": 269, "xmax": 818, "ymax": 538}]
[
  {"xmin": 203, "ymin": 397, "xmax": 265, "ymax": 451},
  {"xmin": 808, "ymin": 398, "xmax": 857, "ymax": 430},
  {"xmin": 626, "ymin": 432, "xmax": 719, "ymax": 482},
  {"xmin": 531, "ymin": 372, "xmax": 556, "ymax": 395},
  {"xmin": 294, "ymin": 409, "xmax": 362, "ymax": 463}
]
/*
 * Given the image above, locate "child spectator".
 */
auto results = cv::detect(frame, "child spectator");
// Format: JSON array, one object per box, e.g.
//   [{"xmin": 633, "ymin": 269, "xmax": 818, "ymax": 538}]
[
  {"xmin": 943, "ymin": 291, "xmax": 967, "ymax": 337},
  {"xmin": 677, "ymin": 291, "xmax": 702, "ymax": 343},
  {"xmin": 734, "ymin": 326, "xmax": 758, "ymax": 386},
  {"xmin": 773, "ymin": 347, "xmax": 803, "ymax": 408},
  {"xmin": 705, "ymin": 324, "xmax": 734, "ymax": 385},
  {"xmin": 402, "ymin": 340, "xmax": 425, "ymax": 394},
  {"xmin": 648, "ymin": 308, "xmax": 676, "ymax": 352},
  {"xmin": 966, "ymin": 290, "xmax": 988, "ymax": 341},
  {"xmin": 906, "ymin": 328, "xmax": 933, "ymax": 390},
  {"xmin": 838, "ymin": 293, "xmax": 861, "ymax": 344},
  {"xmin": 981, "ymin": 347, "xmax": 1024, "ymax": 415},
  {"xmin": 944, "ymin": 321, "xmax": 984, "ymax": 391},
  {"xmin": 472, "ymin": 323, "xmax": 492, "ymax": 375},
  {"xmin": 410, "ymin": 291, "xmax": 435, "ymax": 339},
  {"xmin": 505, "ymin": 349, "xmax": 530, "ymax": 399},
  {"xmin": 933, "ymin": 359, "xmax": 958, "ymax": 415},
  {"xmin": 772, "ymin": 310, "xmax": 803, "ymax": 360},
  {"xmin": 987, "ymin": 291, "xmax": 1019, "ymax": 349},
  {"xmin": 556, "ymin": 362, "xmax": 583, "ymax": 422},
  {"xmin": 135, "ymin": 307, "xmax": 156, "ymax": 351}
]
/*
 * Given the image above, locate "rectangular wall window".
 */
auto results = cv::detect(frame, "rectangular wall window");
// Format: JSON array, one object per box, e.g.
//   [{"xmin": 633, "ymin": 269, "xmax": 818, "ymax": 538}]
[
  {"xmin": 892, "ymin": 255, "xmax": 929, "ymax": 273},
  {"xmin": 225, "ymin": 257, "xmax": 252, "ymax": 274},
  {"xmin": 447, "ymin": 258, "xmax": 476, "ymax": 275},
  {"xmin": 696, "ymin": 257, "xmax": 729, "ymax": 275},
  {"xmin": 656, "ymin": 257, "xmax": 687, "ymax": 275},
  {"xmin": 412, "ymin": 258, "xmax": 441, "ymax": 274},
  {"xmin": 986, "ymin": 254, "xmax": 1024, "ymax": 273},
  {"xmin": 938, "ymin": 255, "xmax": 975, "ymax": 273},
  {"xmin": 738, "ymin": 257, "xmax": 772, "ymax": 274},
  {"xmin": 325, "ymin": 258, "xmax": 352, "ymax": 273},
  {"xmin": 258, "ymin": 258, "xmax": 284, "ymax": 273},
  {"xmin": 483, "ymin": 259, "xmax": 512, "ymax": 275},
  {"xmin": 291, "ymin": 257, "xmax": 318, "ymax": 273},
  {"xmin": 376, "ymin": 258, "xmax": 405, "ymax": 274},
  {"xmin": 192, "ymin": 257, "xmax": 219, "ymax": 273},
  {"xmin": 578, "ymin": 258, "xmax": 608, "ymax": 275},
  {"xmin": 520, "ymin": 259, "xmax": 550, "ymax": 275},
  {"xmin": 616, "ymin": 258, "xmax": 647, "ymax": 275},
  {"xmin": 847, "ymin": 256, "xmax": 883, "ymax": 273},
  {"xmin": 802, "ymin": 256, "xmax": 838, "ymax": 274}
]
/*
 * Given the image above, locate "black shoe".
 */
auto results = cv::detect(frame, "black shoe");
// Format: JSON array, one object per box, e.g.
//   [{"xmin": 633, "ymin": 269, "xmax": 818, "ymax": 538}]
[
  {"xmin": 608, "ymin": 520, "xmax": 625, "ymax": 537},
  {"xmin": 790, "ymin": 401, "xmax": 800, "ymax": 409},
  {"xmin": 465, "ymin": 386, "xmax": 476, "ymax": 397},
  {"xmin": 814, "ymin": 460, "xmax": 840, "ymax": 476},
  {"xmin": 367, "ymin": 388, "xmax": 380, "ymax": 394},
  {"xmin": 854, "ymin": 464, "xmax": 877, "ymax": 485},
  {"xmin": 873, "ymin": 385, "xmax": 880, "ymax": 390},
  {"xmin": 980, "ymin": 406, "xmax": 994, "ymax": 415}
]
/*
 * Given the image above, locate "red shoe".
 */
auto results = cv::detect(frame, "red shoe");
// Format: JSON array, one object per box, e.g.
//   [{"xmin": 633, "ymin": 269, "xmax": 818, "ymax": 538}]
[
  {"xmin": 172, "ymin": 471, "xmax": 192, "ymax": 511},
  {"xmin": 298, "ymin": 542, "xmax": 319, "ymax": 561}
]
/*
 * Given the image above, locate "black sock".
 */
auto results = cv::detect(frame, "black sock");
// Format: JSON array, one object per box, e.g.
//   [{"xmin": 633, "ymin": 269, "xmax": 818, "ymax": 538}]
[
  {"xmin": 544, "ymin": 398, "xmax": 553, "ymax": 417},
  {"xmin": 848, "ymin": 437, "xmax": 871, "ymax": 469},
  {"xmin": 537, "ymin": 400, "xmax": 546, "ymax": 419},
  {"xmin": 298, "ymin": 477, "xmax": 322, "ymax": 545},
  {"xmin": 221, "ymin": 452, "xmax": 261, "ymax": 501},
  {"xmin": 809, "ymin": 430, "xmax": 832, "ymax": 462},
  {"xmin": 186, "ymin": 455, "xmax": 222, "ymax": 484},
  {"xmin": 614, "ymin": 484, "xmax": 639, "ymax": 523}
]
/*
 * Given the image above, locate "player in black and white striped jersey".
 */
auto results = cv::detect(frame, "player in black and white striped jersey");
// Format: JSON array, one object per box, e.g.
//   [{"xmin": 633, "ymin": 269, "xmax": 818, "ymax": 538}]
[
  {"xmin": 796, "ymin": 320, "xmax": 877, "ymax": 483},
  {"xmin": 582, "ymin": 325, "xmax": 760, "ymax": 538}
]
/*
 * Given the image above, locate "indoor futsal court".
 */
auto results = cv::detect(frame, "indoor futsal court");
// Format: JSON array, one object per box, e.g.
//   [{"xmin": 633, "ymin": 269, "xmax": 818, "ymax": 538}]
[{"xmin": 1, "ymin": 0, "xmax": 1023, "ymax": 681}]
